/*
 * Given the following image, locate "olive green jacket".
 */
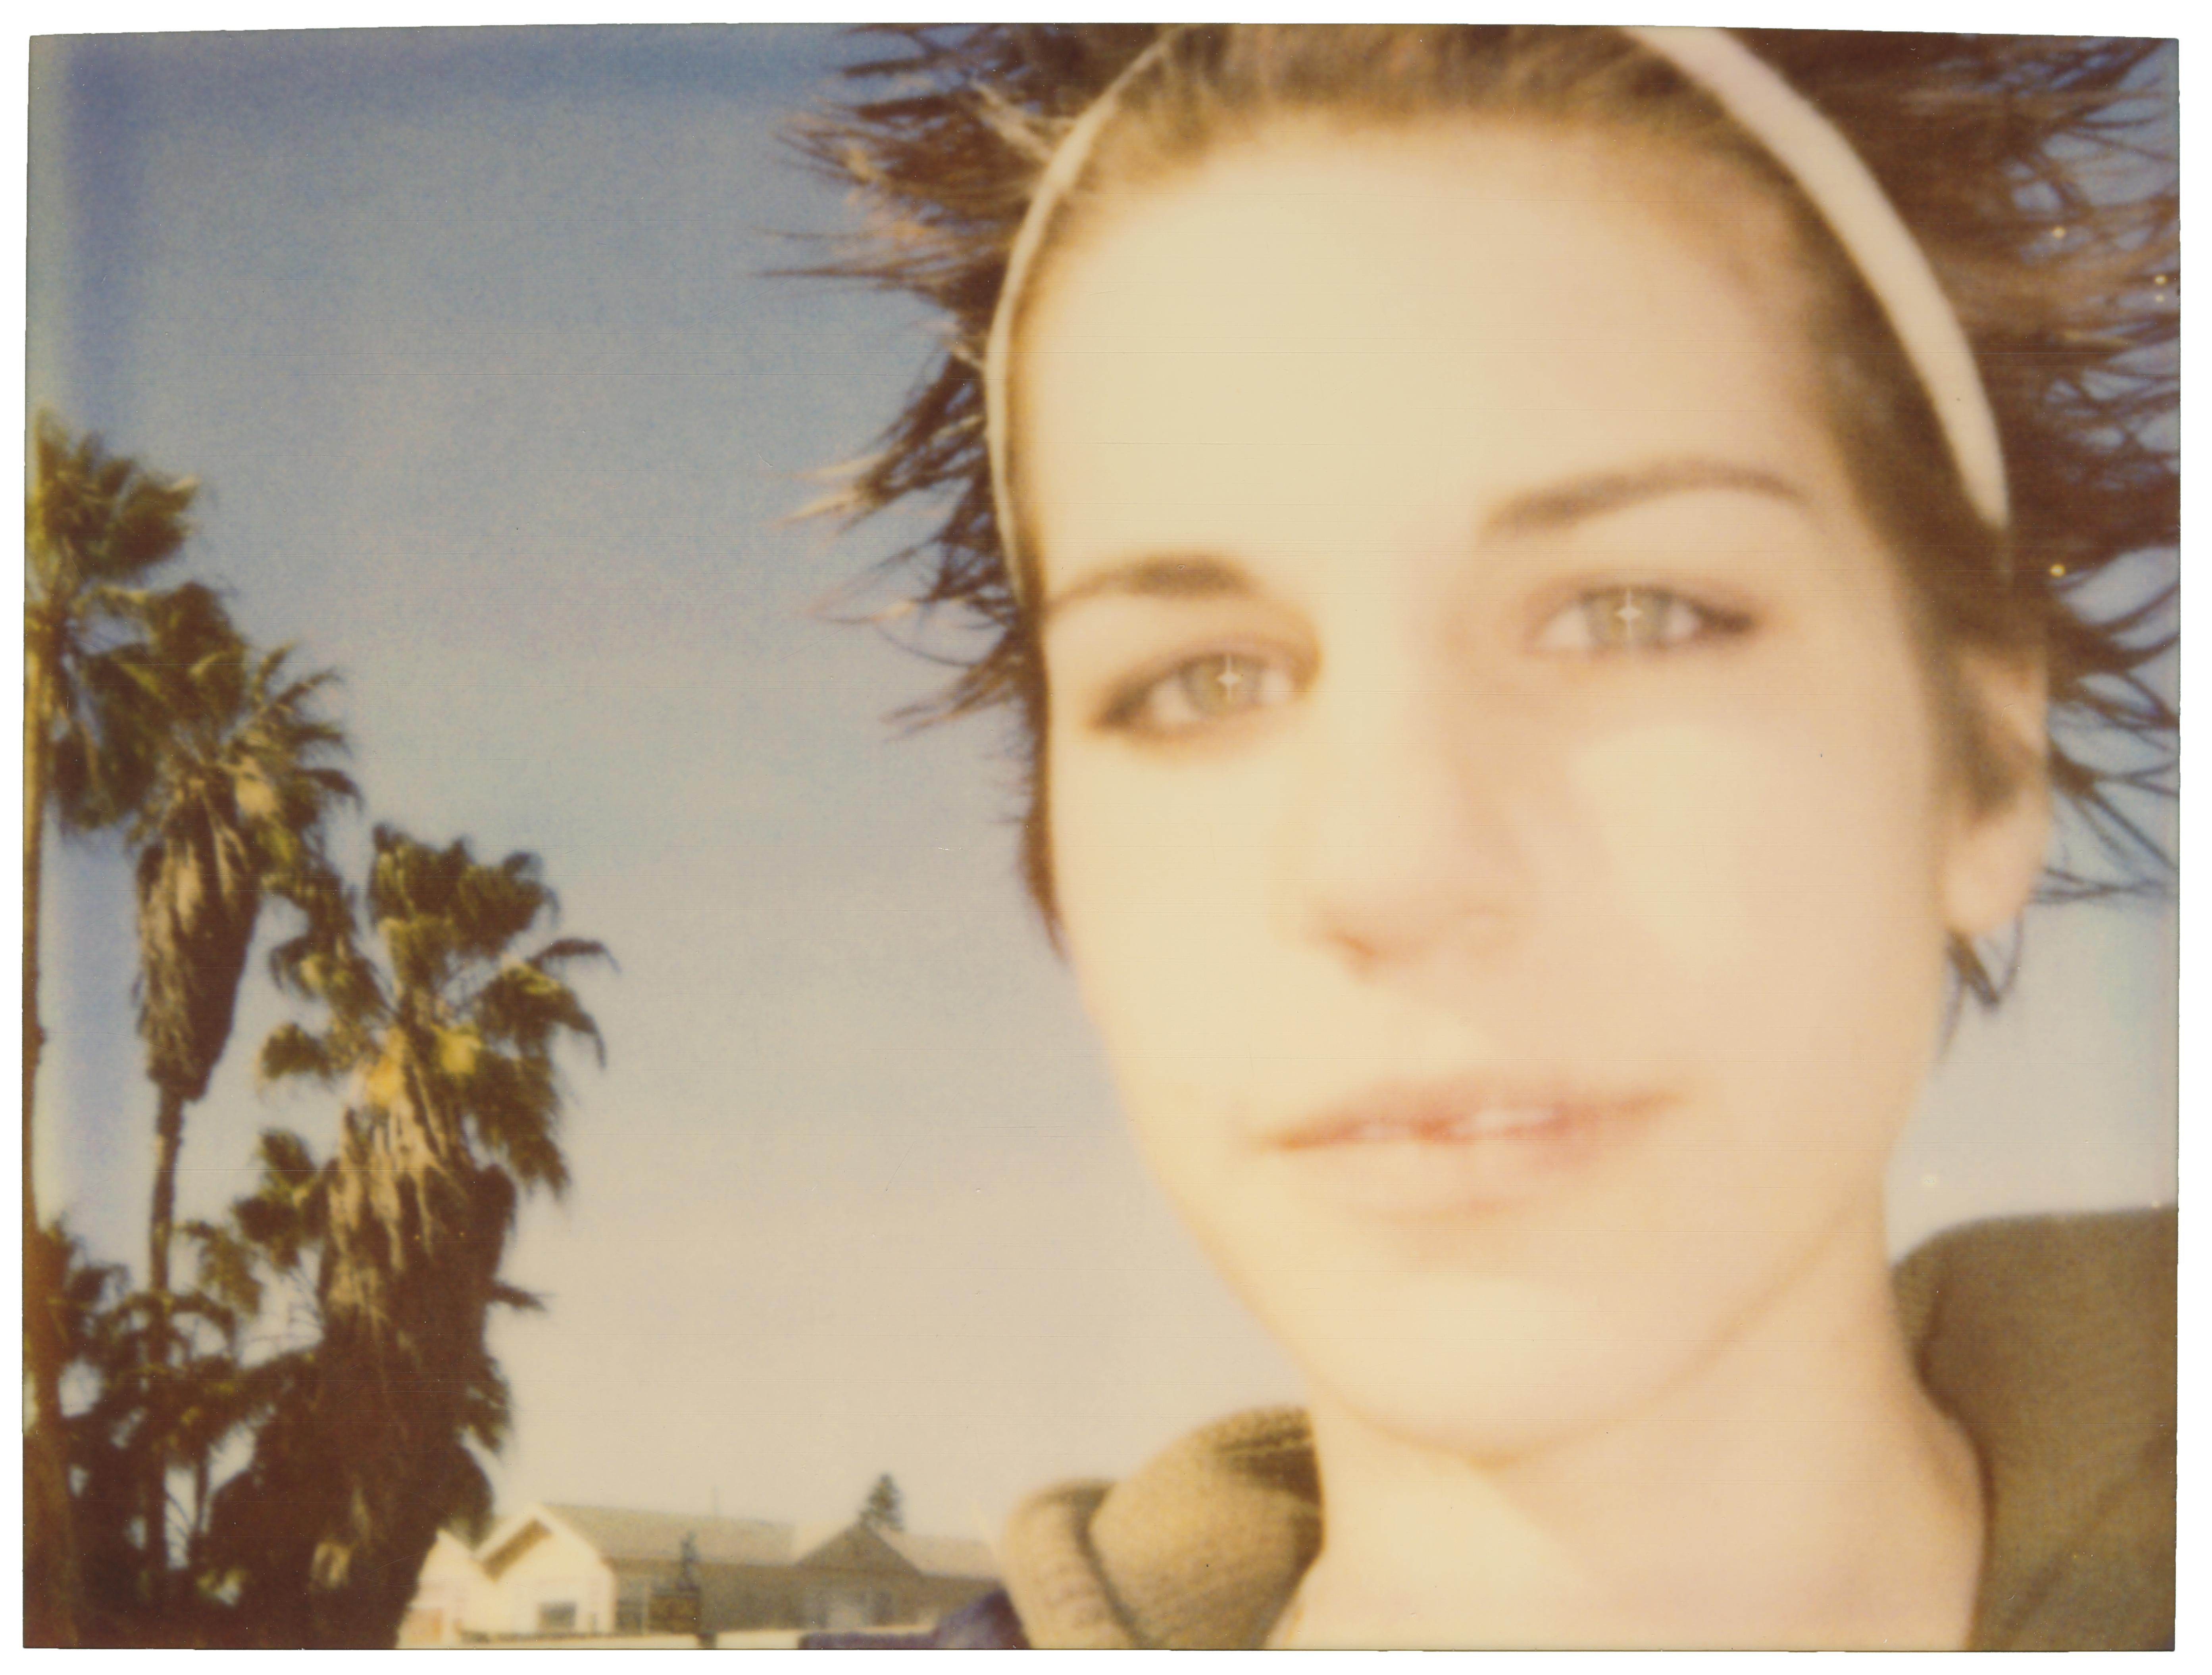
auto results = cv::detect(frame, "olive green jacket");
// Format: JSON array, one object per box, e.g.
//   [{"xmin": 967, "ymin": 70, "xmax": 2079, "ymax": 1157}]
[{"xmin": 997, "ymin": 1208, "xmax": 2175, "ymax": 1650}]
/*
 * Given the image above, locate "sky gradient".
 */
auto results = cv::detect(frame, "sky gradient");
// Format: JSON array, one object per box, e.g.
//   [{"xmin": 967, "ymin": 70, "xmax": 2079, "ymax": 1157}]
[{"xmin": 25, "ymin": 24, "xmax": 2177, "ymax": 1551}]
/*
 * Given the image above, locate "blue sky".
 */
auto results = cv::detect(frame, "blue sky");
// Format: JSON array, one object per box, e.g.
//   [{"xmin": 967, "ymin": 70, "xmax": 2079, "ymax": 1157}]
[{"xmin": 25, "ymin": 24, "xmax": 2177, "ymax": 1547}]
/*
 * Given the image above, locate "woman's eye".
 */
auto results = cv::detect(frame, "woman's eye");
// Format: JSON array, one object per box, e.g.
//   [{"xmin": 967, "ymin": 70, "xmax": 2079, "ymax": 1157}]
[
  {"xmin": 1106, "ymin": 651, "xmax": 1297, "ymax": 736},
  {"xmin": 1533, "ymin": 586, "xmax": 1743, "ymax": 656}
]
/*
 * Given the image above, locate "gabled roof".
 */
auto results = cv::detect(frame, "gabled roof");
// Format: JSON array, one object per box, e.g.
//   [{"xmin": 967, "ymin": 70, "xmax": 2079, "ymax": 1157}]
[
  {"xmin": 533, "ymin": 1504, "xmax": 795, "ymax": 1568},
  {"xmin": 794, "ymin": 1522, "xmax": 915, "ymax": 1577},
  {"xmin": 416, "ymin": 1527, "xmax": 488, "ymax": 1583},
  {"xmin": 793, "ymin": 1520, "xmax": 1000, "ymax": 1581},
  {"xmin": 878, "ymin": 1529, "xmax": 1000, "ymax": 1581},
  {"xmin": 474, "ymin": 1503, "xmax": 998, "ymax": 1583}
]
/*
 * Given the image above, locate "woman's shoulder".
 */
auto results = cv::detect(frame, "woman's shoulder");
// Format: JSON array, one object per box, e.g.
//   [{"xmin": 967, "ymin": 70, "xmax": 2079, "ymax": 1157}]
[
  {"xmin": 1895, "ymin": 1204, "xmax": 2175, "ymax": 1417},
  {"xmin": 1895, "ymin": 1203, "xmax": 2175, "ymax": 1320},
  {"xmin": 1896, "ymin": 1206, "xmax": 2175, "ymax": 1650}
]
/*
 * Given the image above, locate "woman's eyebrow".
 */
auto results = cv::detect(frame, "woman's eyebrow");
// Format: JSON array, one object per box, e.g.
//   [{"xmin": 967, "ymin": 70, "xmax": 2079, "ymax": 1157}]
[
  {"xmin": 1040, "ymin": 553, "xmax": 1254, "ymax": 624},
  {"xmin": 1482, "ymin": 460, "xmax": 1805, "ymax": 540}
]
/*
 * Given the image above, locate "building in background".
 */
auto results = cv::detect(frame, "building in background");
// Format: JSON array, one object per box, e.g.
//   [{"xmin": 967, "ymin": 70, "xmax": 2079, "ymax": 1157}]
[
  {"xmin": 398, "ymin": 1503, "xmax": 999, "ymax": 1645},
  {"xmin": 401, "ymin": 1530, "xmax": 496, "ymax": 1646}
]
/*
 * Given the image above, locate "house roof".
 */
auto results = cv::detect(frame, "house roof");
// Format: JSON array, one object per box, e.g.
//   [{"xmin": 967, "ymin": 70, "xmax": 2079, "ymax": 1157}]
[
  {"xmin": 792, "ymin": 1520, "xmax": 1000, "ymax": 1582},
  {"xmin": 416, "ymin": 1527, "xmax": 487, "ymax": 1583},
  {"xmin": 478, "ymin": 1502, "xmax": 999, "ymax": 1583},
  {"xmin": 878, "ymin": 1529, "xmax": 1000, "ymax": 1581},
  {"xmin": 537, "ymin": 1504, "xmax": 796, "ymax": 1568}
]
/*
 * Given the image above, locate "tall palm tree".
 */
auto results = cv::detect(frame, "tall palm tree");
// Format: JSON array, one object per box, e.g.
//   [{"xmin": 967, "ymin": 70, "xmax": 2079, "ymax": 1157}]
[
  {"xmin": 24, "ymin": 412, "xmax": 199, "ymax": 1646},
  {"xmin": 221, "ymin": 827, "xmax": 608, "ymax": 1646},
  {"xmin": 127, "ymin": 585, "xmax": 356, "ymax": 1302},
  {"xmin": 120, "ymin": 582, "xmax": 356, "ymax": 1603}
]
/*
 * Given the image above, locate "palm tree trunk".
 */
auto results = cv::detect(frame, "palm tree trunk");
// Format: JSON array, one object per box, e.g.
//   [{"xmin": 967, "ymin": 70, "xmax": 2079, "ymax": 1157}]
[
  {"xmin": 144, "ymin": 1084, "xmax": 190, "ymax": 1611},
  {"xmin": 23, "ymin": 636, "xmax": 48, "ymax": 1210},
  {"xmin": 149, "ymin": 1087, "xmax": 186, "ymax": 1300},
  {"xmin": 21, "ymin": 632, "xmax": 83, "ymax": 1647}
]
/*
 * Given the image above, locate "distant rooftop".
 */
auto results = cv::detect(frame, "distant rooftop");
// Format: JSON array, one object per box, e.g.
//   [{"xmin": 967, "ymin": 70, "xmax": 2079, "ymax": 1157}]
[
  {"xmin": 527, "ymin": 1504, "xmax": 794, "ymax": 1568},
  {"xmin": 486, "ymin": 1503, "xmax": 996, "ymax": 1580},
  {"xmin": 876, "ymin": 1529, "xmax": 999, "ymax": 1581}
]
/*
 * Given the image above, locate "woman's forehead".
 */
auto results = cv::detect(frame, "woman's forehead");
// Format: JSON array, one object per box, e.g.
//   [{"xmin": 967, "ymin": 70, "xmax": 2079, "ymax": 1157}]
[
  {"xmin": 1015, "ymin": 125, "xmax": 1838, "ymax": 576},
  {"xmin": 1039, "ymin": 118, "xmax": 1800, "ymax": 335}
]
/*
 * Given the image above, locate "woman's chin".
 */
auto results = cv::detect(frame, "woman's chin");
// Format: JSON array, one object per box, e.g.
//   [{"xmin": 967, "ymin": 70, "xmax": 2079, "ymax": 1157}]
[
  {"xmin": 1273, "ymin": 1277, "xmax": 1691, "ymax": 1463},
  {"xmin": 1243, "ymin": 1223, "xmax": 1848, "ymax": 1463}
]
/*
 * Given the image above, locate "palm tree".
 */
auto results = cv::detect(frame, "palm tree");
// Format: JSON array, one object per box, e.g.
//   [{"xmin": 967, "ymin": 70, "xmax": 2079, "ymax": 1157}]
[
  {"xmin": 30, "ymin": 1222, "xmax": 134, "ymax": 1637},
  {"xmin": 24, "ymin": 412, "xmax": 199, "ymax": 1646},
  {"xmin": 38, "ymin": 1215, "xmax": 274, "ymax": 1647},
  {"xmin": 120, "ymin": 582, "xmax": 356, "ymax": 1602},
  {"xmin": 126, "ymin": 585, "xmax": 356, "ymax": 1300},
  {"xmin": 220, "ymin": 827, "xmax": 608, "ymax": 1646}
]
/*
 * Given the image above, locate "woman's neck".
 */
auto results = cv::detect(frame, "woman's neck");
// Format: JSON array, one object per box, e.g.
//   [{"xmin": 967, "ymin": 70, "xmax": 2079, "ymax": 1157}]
[{"xmin": 1276, "ymin": 1217, "xmax": 1985, "ymax": 1650}]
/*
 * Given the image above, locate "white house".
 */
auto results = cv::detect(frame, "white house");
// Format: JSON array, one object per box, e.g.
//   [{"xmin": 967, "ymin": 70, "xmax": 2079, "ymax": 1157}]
[
  {"xmin": 401, "ymin": 1502, "xmax": 999, "ymax": 1643},
  {"xmin": 396, "ymin": 1529, "xmax": 495, "ymax": 1646}
]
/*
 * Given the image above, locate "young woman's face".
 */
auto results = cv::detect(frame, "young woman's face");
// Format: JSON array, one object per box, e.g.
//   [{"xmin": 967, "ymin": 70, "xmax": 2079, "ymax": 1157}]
[{"xmin": 1021, "ymin": 126, "xmax": 2044, "ymax": 1454}]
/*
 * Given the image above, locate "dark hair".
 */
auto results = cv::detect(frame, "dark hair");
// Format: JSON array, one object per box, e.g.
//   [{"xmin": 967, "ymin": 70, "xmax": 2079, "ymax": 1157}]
[{"xmin": 789, "ymin": 25, "xmax": 2177, "ymax": 1000}]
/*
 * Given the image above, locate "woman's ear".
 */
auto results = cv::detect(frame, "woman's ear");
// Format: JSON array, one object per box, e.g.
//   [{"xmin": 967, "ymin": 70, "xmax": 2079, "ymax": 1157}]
[{"xmin": 1940, "ymin": 646, "xmax": 2052, "ymax": 940}]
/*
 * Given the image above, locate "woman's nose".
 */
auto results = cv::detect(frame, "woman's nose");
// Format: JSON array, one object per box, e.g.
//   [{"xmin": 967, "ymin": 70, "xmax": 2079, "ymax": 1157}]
[{"xmin": 1277, "ymin": 672, "xmax": 1536, "ymax": 974}]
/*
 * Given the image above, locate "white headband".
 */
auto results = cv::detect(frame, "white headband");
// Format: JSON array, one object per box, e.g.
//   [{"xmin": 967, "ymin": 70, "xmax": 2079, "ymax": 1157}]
[{"xmin": 982, "ymin": 25, "xmax": 2010, "ymax": 603}]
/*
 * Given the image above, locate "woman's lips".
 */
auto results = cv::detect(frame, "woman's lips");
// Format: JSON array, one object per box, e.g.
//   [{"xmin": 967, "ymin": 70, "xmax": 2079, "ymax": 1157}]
[{"xmin": 1265, "ymin": 1081, "xmax": 1658, "ymax": 1217}]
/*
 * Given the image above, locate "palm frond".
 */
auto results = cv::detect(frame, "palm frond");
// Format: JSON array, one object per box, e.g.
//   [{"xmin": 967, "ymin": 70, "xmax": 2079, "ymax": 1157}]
[
  {"xmin": 528, "ymin": 936, "xmax": 617, "ymax": 973},
  {"xmin": 179, "ymin": 1219, "xmax": 267, "ymax": 1321},
  {"xmin": 260, "ymin": 1023, "xmax": 342, "ymax": 1087},
  {"xmin": 472, "ymin": 960, "xmax": 606, "ymax": 1065}
]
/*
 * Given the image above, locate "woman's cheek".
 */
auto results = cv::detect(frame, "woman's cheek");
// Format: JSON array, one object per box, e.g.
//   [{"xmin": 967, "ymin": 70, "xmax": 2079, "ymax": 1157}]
[
  {"xmin": 1562, "ymin": 702, "xmax": 1952, "ymax": 1144},
  {"xmin": 1567, "ymin": 719, "xmax": 1777, "ymax": 992},
  {"xmin": 1557, "ymin": 715, "xmax": 1930, "ymax": 990},
  {"xmin": 1051, "ymin": 733, "xmax": 1293, "ymax": 1056},
  {"xmin": 1048, "ymin": 747, "xmax": 1268, "ymax": 1236}
]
